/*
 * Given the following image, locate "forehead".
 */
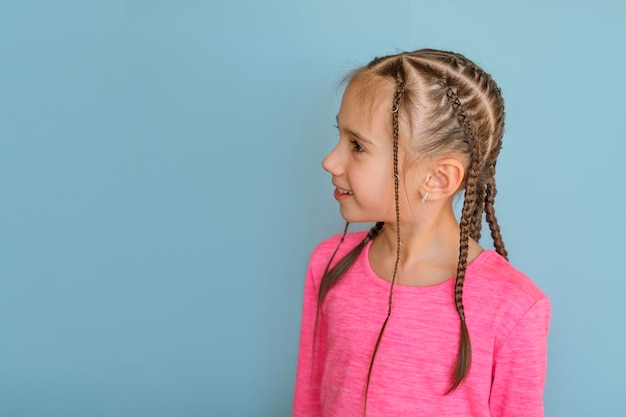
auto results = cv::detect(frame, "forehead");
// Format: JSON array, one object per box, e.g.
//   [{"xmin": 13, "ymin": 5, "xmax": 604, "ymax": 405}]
[
  {"xmin": 345, "ymin": 74, "xmax": 395, "ymax": 110},
  {"xmin": 338, "ymin": 76, "xmax": 395, "ymax": 131}
]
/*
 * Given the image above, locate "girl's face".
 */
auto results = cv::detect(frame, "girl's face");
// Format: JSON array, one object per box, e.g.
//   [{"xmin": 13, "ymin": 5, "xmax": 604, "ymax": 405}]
[{"xmin": 322, "ymin": 81, "xmax": 400, "ymax": 223}]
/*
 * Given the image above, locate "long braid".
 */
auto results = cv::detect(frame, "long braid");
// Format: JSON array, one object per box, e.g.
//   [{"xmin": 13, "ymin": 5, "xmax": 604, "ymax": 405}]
[
  {"xmin": 313, "ymin": 222, "xmax": 384, "ymax": 374},
  {"xmin": 363, "ymin": 61, "xmax": 405, "ymax": 415},
  {"xmin": 408, "ymin": 50, "xmax": 508, "ymax": 391},
  {"xmin": 322, "ymin": 222, "xmax": 350, "ymax": 278},
  {"xmin": 445, "ymin": 84, "xmax": 482, "ymax": 392},
  {"xmin": 317, "ymin": 222, "xmax": 384, "ymax": 308},
  {"xmin": 484, "ymin": 165, "xmax": 508, "ymax": 259},
  {"xmin": 469, "ymin": 182, "xmax": 486, "ymax": 242}
]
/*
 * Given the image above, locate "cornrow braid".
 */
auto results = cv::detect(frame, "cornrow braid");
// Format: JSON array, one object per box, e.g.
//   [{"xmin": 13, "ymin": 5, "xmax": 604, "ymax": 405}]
[{"xmin": 415, "ymin": 49, "xmax": 505, "ymax": 161}]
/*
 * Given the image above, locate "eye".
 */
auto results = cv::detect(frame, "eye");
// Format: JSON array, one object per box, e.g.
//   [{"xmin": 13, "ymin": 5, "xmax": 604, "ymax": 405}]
[{"xmin": 350, "ymin": 139, "xmax": 365, "ymax": 153}]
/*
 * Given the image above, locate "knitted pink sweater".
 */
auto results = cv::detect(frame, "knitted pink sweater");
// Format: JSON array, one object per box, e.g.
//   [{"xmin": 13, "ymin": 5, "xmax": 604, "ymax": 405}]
[{"xmin": 293, "ymin": 232, "xmax": 550, "ymax": 417}]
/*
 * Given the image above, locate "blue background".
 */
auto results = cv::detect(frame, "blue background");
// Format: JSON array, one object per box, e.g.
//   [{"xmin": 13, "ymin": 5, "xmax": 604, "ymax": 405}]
[{"xmin": 1, "ymin": 1, "xmax": 624, "ymax": 416}]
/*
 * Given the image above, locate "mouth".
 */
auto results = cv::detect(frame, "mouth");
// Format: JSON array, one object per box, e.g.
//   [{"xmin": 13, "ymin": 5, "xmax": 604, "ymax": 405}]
[
  {"xmin": 333, "ymin": 185, "xmax": 353, "ymax": 201},
  {"xmin": 335, "ymin": 186, "xmax": 353, "ymax": 195}
]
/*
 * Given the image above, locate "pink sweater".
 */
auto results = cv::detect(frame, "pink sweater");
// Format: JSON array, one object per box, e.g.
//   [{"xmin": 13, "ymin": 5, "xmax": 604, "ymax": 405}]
[{"xmin": 293, "ymin": 232, "xmax": 550, "ymax": 417}]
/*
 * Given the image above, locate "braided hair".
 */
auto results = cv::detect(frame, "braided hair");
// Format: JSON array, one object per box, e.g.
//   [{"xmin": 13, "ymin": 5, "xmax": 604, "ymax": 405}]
[{"xmin": 315, "ymin": 49, "xmax": 508, "ymax": 408}]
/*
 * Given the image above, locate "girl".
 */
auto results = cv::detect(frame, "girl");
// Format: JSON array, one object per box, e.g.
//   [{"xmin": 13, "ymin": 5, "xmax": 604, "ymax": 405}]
[{"xmin": 293, "ymin": 49, "xmax": 550, "ymax": 417}]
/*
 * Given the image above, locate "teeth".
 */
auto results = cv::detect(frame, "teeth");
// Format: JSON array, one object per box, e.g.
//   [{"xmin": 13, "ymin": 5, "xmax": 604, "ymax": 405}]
[{"xmin": 337, "ymin": 187, "xmax": 352, "ymax": 195}]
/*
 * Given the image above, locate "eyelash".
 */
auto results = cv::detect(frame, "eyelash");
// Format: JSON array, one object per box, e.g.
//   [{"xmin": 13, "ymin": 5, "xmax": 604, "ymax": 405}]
[
  {"xmin": 350, "ymin": 139, "xmax": 365, "ymax": 153},
  {"xmin": 334, "ymin": 124, "xmax": 365, "ymax": 153}
]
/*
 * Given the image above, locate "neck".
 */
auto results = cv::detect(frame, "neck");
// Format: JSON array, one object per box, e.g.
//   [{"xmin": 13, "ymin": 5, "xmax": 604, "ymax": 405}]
[
  {"xmin": 367, "ymin": 201, "xmax": 479, "ymax": 287},
  {"xmin": 380, "ymin": 205, "xmax": 460, "ymax": 260}
]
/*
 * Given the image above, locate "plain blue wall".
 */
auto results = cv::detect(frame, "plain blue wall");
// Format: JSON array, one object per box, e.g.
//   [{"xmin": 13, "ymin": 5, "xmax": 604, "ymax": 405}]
[{"xmin": 1, "ymin": 1, "xmax": 624, "ymax": 416}]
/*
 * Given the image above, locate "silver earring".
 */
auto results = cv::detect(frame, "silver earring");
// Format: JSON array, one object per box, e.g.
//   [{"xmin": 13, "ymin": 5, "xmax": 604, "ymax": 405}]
[{"xmin": 421, "ymin": 191, "xmax": 429, "ymax": 204}]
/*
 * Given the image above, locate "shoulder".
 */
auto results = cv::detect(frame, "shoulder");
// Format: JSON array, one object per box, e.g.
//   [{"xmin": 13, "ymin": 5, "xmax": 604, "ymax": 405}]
[
  {"xmin": 466, "ymin": 250, "xmax": 550, "ymax": 339},
  {"xmin": 307, "ymin": 230, "xmax": 368, "ymax": 283},
  {"xmin": 469, "ymin": 250, "xmax": 545, "ymax": 303}
]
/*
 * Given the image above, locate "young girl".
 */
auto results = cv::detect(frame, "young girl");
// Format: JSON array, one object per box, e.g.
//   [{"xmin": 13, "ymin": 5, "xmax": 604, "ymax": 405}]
[{"xmin": 293, "ymin": 49, "xmax": 550, "ymax": 417}]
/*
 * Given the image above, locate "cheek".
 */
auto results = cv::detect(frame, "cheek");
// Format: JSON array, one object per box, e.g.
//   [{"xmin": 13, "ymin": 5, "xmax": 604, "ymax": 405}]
[{"xmin": 365, "ymin": 173, "xmax": 395, "ymax": 204}]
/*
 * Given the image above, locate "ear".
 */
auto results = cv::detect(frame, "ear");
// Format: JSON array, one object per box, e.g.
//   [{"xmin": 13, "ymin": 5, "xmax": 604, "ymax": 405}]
[{"xmin": 422, "ymin": 158, "xmax": 465, "ymax": 201}]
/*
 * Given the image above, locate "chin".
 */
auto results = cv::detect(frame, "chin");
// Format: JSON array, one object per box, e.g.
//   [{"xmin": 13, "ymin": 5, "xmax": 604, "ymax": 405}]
[{"xmin": 339, "ymin": 211, "xmax": 377, "ymax": 224}]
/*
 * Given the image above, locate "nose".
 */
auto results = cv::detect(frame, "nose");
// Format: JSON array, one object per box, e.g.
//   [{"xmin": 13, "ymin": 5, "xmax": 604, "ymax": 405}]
[{"xmin": 321, "ymin": 144, "xmax": 342, "ymax": 176}]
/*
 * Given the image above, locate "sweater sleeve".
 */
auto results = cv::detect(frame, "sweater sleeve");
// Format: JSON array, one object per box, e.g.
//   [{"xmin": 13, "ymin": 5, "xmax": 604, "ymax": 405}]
[
  {"xmin": 489, "ymin": 295, "xmax": 551, "ymax": 417},
  {"xmin": 292, "ymin": 260, "xmax": 325, "ymax": 417}
]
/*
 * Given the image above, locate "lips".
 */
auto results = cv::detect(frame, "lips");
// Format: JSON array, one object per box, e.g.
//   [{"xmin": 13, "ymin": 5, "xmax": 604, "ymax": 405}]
[
  {"xmin": 333, "ymin": 185, "xmax": 353, "ymax": 201},
  {"xmin": 335, "ymin": 186, "xmax": 353, "ymax": 195}
]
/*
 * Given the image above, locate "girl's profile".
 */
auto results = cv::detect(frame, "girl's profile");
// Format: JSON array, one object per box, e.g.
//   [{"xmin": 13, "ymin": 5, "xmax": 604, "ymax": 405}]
[{"xmin": 293, "ymin": 49, "xmax": 550, "ymax": 416}]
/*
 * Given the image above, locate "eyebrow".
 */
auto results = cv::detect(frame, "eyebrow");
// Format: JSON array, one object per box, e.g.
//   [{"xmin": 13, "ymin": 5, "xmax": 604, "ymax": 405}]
[{"xmin": 335, "ymin": 115, "xmax": 374, "ymax": 145}]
